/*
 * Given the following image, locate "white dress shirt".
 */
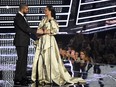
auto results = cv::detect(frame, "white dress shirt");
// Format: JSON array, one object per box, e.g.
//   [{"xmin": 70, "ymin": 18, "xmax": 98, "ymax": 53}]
[{"xmin": 19, "ymin": 11, "xmax": 27, "ymax": 22}]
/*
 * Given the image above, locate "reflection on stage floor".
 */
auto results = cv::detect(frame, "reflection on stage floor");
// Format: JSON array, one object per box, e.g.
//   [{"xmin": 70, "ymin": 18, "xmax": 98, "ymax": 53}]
[{"xmin": 0, "ymin": 64, "xmax": 116, "ymax": 87}]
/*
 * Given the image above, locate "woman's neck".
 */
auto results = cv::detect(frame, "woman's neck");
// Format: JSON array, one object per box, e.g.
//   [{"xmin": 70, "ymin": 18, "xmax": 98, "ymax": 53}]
[{"xmin": 47, "ymin": 15, "xmax": 52, "ymax": 20}]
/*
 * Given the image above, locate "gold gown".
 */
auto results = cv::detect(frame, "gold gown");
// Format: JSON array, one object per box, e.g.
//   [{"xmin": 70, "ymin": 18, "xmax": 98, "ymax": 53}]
[{"xmin": 31, "ymin": 17, "xmax": 86, "ymax": 86}]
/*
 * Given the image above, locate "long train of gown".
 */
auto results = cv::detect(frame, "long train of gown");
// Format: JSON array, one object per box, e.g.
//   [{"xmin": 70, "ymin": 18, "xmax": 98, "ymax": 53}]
[{"xmin": 31, "ymin": 35, "xmax": 86, "ymax": 86}]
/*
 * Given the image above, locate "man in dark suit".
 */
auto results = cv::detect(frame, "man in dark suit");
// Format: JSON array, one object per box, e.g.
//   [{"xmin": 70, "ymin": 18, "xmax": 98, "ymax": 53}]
[{"xmin": 13, "ymin": 4, "xmax": 43, "ymax": 86}]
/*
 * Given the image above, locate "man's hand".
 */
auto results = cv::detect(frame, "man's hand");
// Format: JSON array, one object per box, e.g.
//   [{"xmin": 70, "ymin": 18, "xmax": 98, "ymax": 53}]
[{"xmin": 36, "ymin": 29, "xmax": 44, "ymax": 38}]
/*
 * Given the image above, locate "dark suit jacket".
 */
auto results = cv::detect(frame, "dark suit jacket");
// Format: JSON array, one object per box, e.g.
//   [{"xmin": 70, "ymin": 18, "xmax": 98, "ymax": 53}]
[{"xmin": 13, "ymin": 13, "xmax": 36, "ymax": 46}]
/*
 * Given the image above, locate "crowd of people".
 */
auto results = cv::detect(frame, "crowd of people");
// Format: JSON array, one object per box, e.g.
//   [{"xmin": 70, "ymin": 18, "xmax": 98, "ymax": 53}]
[
  {"xmin": 58, "ymin": 32, "xmax": 116, "ymax": 79},
  {"xmin": 59, "ymin": 32, "xmax": 116, "ymax": 65}
]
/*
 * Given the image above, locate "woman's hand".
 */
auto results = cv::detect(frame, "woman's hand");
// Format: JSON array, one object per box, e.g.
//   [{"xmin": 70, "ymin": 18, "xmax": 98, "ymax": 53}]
[
  {"xmin": 44, "ymin": 29, "xmax": 51, "ymax": 34},
  {"xmin": 37, "ymin": 29, "xmax": 44, "ymax": 34}
]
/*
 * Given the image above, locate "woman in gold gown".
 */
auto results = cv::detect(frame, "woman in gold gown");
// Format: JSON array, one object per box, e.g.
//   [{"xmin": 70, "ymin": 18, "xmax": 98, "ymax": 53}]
[{"xmin": 31, "ymin": 5, "xmax": 86, "ymax": 86}]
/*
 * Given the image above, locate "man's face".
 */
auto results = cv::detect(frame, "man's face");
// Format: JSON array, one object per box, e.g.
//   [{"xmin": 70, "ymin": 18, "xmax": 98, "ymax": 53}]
[{"xmin": 23, "ymin": 6, "xmax": 29, "ymax": 14}]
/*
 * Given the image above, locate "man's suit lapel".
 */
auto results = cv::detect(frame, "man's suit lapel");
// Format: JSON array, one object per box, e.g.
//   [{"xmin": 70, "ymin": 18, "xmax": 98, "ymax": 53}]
[{"xmin": 18, "ymin": 13, "xmax": 28, "ymax": 24}]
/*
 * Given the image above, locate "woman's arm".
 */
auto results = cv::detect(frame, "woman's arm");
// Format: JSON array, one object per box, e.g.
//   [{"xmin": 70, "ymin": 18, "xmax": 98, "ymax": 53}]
[
  {"xmin": 44, "ymin": 19, "xmax": 59, "ymax": 35},
  {"xmin": 106, "ymin": 19, "xmax": 116, "ymax": 25}
]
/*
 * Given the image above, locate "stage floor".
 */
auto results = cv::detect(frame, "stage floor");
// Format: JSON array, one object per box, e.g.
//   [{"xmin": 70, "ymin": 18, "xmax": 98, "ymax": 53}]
[{"xmin": 0, "ymin": 64, "xmax": 116, "ymax": 87}]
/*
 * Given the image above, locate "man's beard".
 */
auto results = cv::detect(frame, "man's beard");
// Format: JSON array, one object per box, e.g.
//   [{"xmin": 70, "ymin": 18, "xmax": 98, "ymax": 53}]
[
  {"xmin": 24, "ymin": 14, "xmax": 26, "ymax": 17},
  {"xmin": 24, "ymin": 12, "xmax": 27, "ymax": 14},
  {"xmin": 23, "ymin": 11, "xmax": 28, "ymax": 15}
]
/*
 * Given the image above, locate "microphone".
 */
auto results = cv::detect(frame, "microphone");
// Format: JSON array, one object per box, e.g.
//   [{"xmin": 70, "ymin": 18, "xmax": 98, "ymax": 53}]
[
  {"xmin": 42, "ymin": 24, "xmax": 45, "ymax": 32},
  {"xmin": 42, "ymin": 24, "xmax": 47, "ymax": 34}
]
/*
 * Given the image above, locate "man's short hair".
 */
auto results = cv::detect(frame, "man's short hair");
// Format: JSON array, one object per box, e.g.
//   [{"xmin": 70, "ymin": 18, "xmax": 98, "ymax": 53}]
[{"xmin": 19, "ymin": 4, "xmax": 28, "ymax": 11}]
